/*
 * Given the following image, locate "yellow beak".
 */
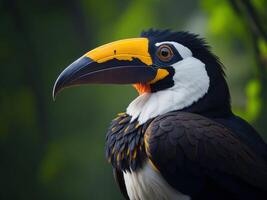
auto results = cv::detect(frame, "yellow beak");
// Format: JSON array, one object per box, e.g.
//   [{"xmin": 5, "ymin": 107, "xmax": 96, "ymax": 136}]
[
  {"xmin": 84, "ymin": 38, "xmax": 152, "ymax": 65},
  {"xmin": 53, "ymin": 38, "xmax": 169, "ymax": 99}
]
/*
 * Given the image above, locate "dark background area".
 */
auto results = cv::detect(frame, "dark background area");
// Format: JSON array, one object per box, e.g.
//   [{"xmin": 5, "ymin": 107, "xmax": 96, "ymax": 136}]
[{"xmin": 0, "ymin": 0, "xmax": 267, "ymax": 199}]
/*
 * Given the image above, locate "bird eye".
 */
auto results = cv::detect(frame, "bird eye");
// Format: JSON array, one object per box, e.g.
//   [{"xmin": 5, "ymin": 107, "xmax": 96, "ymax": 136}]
[{"xmin": 156, "ymin": 45, "xmax": 173, "ymax": 62}]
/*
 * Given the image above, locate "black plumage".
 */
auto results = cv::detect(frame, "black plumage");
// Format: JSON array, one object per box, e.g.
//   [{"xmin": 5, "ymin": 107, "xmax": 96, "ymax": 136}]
[
  {"xmin": 107, "ymin": 110, "xmax": 267, "ymax": 200},
  {"xmin": 105, "ymin": 30, "xmax": 267, "ymax": 200},
  {"xmin": 145, "ymin": 111, "xmax": 267, "ymax": 200},
  {"xmin": 106, "ymin": 113, "xmax": 152, "ymax": 171}
]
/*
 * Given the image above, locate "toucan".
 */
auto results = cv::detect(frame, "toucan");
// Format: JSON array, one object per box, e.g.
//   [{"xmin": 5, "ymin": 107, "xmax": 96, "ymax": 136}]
[{"xmin": 53, "ymin": 30, "xmax": 267, "ymax": 200}]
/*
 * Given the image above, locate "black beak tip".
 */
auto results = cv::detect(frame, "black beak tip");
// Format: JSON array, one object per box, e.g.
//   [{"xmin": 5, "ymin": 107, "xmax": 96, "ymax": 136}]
[
  {"xmin": 52, "ymin": 57, "xmax": 94, "ymax": 101},
  {"xmin": 52, "ymin": 87, "xmax": 57, "ymax": 101},
  {"xmin": 52, "ymin": 74, "xmax": 65, "ymax": 101},
  {"xmin": 52, "ymin": 80, "xmax": 59, "ymax": 101}
]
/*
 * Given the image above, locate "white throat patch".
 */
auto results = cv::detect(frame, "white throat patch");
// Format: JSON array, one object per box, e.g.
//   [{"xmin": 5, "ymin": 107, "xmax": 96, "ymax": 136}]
[{"xmin": 127, "ymin": 42, "xmax": 210, "ymax": 124}]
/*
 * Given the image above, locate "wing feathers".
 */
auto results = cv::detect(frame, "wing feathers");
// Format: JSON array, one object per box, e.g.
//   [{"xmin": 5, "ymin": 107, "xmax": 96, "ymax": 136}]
[{"xmin": 145, "ymin": 112, "xmax": 267, "ymax": 195}]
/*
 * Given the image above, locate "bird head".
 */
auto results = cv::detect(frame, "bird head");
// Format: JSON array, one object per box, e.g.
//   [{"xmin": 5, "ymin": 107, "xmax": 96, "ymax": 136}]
[{"xmin": 53, "ymin": 30, "xmax": 231, "ymax": 123}]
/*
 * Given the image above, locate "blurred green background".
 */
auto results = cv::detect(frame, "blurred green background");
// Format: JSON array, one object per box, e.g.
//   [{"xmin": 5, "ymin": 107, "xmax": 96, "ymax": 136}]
[{"xmin": 1, "ymin": 0, "xmax": 267, "ymax": 199}]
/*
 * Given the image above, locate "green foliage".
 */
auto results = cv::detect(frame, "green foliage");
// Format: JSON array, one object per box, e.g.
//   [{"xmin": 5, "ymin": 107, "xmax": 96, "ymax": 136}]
[
  {"xmin": 111, "ymin": 0, "xmax": 157, "ymax": 39},
  {"xmin": 201, "ymin": 0, "xmax": 267, "ymax": 126},
  {"xmin": 258, "ymin": 38, "xmax": 267, "ymax": 59},
  {"xmin": 235, "ymin": 79, "xmax": 262, "ymax": 122},
  {"xmin": 246, "ymin": 79, "xmax": 262, "ymax": 121},
  {"xmin": 202, "ymin": 1, "xmax": 244, "ymax": 38}
]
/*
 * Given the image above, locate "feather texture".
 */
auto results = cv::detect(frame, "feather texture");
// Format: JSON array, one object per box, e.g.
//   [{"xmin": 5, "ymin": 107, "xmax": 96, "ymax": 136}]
[{"xmin": 145, "ymin": 111, "xmax": 267, "ymax": 199}]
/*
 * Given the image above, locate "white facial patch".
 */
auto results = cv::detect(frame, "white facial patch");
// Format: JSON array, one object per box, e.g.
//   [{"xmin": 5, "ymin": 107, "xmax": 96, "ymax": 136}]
[
  {"xmin": 127, "ymin": 41, "xmax": 210, "ymax": 124},
  {"xmin": 155, "ymin": 41, "xmax": 192, "ymax": 58}
]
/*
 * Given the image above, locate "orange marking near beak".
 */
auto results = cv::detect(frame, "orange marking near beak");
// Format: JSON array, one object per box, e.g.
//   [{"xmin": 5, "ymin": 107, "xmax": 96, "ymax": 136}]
[{"xmin": 133, "ymin": 83, "xmax": 151, "ymax": 95}]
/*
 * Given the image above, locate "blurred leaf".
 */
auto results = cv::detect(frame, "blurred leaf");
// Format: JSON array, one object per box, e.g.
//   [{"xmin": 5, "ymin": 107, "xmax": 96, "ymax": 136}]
[
  {"xmin": 246, "ymin": 79, "xmax": 262, "ymax": 121},
  {"xmin": 234, "ymin": 79, "xmax": 262, "ymax": 122},
  {"xmin": 258, "ymin": 38, "xmax": 267, "ymax": 58}
]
